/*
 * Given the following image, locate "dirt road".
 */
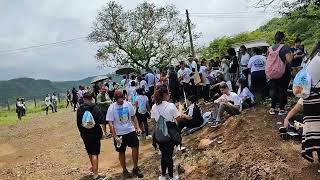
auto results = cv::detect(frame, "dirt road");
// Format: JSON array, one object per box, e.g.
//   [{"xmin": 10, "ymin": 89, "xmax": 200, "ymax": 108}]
[
  {"xmin": 0, "ymin": 109, "xmax": 154, "ymax": 180},
  {"xmin": 1, "ymin": 105, "xmax": 320, "ymax": 180}
]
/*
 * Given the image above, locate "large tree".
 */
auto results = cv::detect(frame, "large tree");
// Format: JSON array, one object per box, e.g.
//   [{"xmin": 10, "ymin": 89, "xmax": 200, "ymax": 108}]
[{"xmin": 88, "ymin": 1, "xmax": 198, "ymax": 71}]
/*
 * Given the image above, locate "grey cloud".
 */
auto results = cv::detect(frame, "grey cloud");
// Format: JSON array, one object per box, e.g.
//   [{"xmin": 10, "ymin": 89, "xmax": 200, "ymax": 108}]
[{"xmin": 0, "ymin": 0, "xmax": 272, "ymax": 81}]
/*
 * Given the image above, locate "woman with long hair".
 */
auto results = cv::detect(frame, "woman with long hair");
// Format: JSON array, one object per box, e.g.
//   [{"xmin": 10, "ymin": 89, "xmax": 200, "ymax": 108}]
[{"xmin": 151, "ymin": 85, "xmax": 181, "ymax": 180}]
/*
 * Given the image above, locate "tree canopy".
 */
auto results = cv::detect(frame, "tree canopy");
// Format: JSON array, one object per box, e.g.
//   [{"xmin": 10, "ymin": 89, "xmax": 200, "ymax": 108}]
[{"xmin": 88, "ymin": 1, "xmax": 198, "ymax": 71}]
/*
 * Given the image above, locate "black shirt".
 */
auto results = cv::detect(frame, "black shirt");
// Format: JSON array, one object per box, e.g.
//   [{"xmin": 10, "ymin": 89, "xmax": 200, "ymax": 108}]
[
  {"xmin": 229, "ymin": 56, "xmax": 239, "ymax": 73},
  {"xmin": 290, "ymin": 47, "xmax": 304, "ymax": 67},
  {"xmin": 77, "ymin": 102, "xmax": 103, "ymax": 138}
]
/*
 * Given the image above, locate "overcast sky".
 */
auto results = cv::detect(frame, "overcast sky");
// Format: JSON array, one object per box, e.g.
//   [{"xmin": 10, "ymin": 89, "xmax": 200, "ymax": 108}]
[{"xmin": 0, "ymin": 0, "xmax": 273, "ymax": 81}]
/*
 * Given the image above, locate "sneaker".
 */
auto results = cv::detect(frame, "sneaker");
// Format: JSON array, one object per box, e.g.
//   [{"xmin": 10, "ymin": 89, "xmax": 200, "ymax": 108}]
[
  {"xmin": 278, "ymin": 110, "xmax": 286, "ymax": 116},
  {"xmin": 93, "ymin": 175, "xmax": 106, "ymax": 180},
  {"xmin": 159, "ymin": 175, "xmax": 167, "ymax": 180},
  {"xmin": 211, "ymin": 121, "xmax": 221, "ymax": 128},
  {"xmin": 269, "ymin": 108, "xmax": 276, "ymax": 115},
  {"xmin": 132, "ymin": 167, "xmax": 144, "ymax": 178},
  {"xmin": 123, "ymin": 169, "xmax": 133, "ymax": 179},
  {"xmin": 146, "ymin": 135, "xmax": 152, "ymax": 140},
  {"xmin": 170, "ymin": 175, "xmax": 179, "ymax": 180}
]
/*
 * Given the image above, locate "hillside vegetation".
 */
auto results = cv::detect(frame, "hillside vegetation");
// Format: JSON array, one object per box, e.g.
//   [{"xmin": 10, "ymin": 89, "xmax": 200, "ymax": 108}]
[
  {"xmin": 0, "ymin": 74, "xmax": 122, "ymax": 106},
  {"xmin": 201, "ymin": 5, "xmax": 320, "ymax": 59}
]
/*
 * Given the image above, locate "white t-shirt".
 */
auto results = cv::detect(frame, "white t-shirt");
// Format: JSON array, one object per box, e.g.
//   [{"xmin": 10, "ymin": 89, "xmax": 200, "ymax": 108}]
[
  {"xmin": 190, "ymin": 61, "xmax": 198, "ymax": 71},
  {"xmin": 187, "ymin": 104, "xmax": 195, "ymax": 116},
  {"xmin": 241, "ymin": 53, "xmax": 251, "ymax": 69},
  {"xmin": 140, "ymin": 80, "xmax": 149, "ymax": 92},
  {"xmin": 151, "ymin": 101, "xmax": 180, "ymax": 123},
  {"xmin": 135, "ymin": 95, "xmax": 148, "ymax": 114},
  {"xmin": 248, "ymin": 55, "xmax": 266, "ymax": 73},
  {"xmin": 215, "ymin": 92, "xmax": 242, "ymax": 109},
  {"xmin": 106, "ymin": 101, "xmax": 136, "ymax": 135},
  {"xmin": 45, "ymin": 97, "xmax": 51, "ymax": 106},
  {"xmin": 237, "ymin": 87, "xmax": 254, "ymax": 102},
  {"xmin": 127, "ymin": 86, "xmax": 136, "ymax": 103},
  {"xmin": 145, "ymin": 73, "xmax": 155, "ymax": 87},
  {"xmin": 306, "ymin": 53, "xmax": 320, "ymax": 87},
  {"xmin": 199, "ymin": 66, "xmax": 209, "ymax": 85},
  {"xmin": 178, "ymin": 68, "xmax": 192, "ymax": 83}
]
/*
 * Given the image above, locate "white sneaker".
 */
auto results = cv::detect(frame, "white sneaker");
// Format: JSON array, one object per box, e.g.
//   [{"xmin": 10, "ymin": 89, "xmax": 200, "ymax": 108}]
[
  {"xmin": 146, "ymin": 135, "xmax": 152, "ymax": 140},
  {"xmin": 159, "ymin": 175, "xmax": 167, "ymax": 180},
  {"xmin": 170, "ymin": 175, "xmax": 179, "ymax": 180}
]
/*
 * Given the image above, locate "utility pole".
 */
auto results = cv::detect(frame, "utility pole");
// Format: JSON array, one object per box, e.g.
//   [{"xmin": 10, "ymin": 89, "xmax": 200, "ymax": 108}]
[{"xmin": 186, "ymin": 9, "xmax": 195, "ymax": 58}]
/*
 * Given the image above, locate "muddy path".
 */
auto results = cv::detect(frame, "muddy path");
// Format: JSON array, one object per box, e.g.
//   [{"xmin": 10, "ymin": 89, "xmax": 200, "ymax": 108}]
[{"xmin": 0, "ymin": 109, "xmax": 154, "ymax": 180}]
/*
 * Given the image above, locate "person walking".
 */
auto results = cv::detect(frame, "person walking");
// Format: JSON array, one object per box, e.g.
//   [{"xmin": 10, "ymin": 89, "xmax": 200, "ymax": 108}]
[
  {"xmin": 96, "ymin": 87, "xmax": 112, "ymax": 139},
  {"xmin": 51, "ymin": 93, "xmax": 58, "ymax": 113},
  {"xmin": 178, "ymin": 61, "xmax": 192, "ymax": 98},
  {"xmin": 151, "ymin": 85, "xmax": 181, "ymax": 180},
  {"xmin": 240, "ymin": 45, "xmax": 251, "ymax": 84},
  {"xmin": 227, "ymin": 48, "xmax": 239, "ymax": 91},
  {"xmin": 45, "ymin": 94, "xmax": 53, "ymax": 115},
  {"xmin": 267, "ymin": 31, "xmax": 293, "ymax": 115},
  {"xmin": 168, "ymin": 66, "xmax": 180, "ymax": 103},
  {"xmin": 248, "ymin": 47, "xmax": 267, "ymax": 99},
  {"xmin": 135, "ymin": 88, "xmax": 151, "ymax": 139},
  {"xmin": 76, "ymin": 91, "xmax": 106, "ymax": 180},
  {"xmin": 72, "ymin": 87, "xmax": 78, "ymax": 112},
  {"xmin": 106, "ymin": 91, "xmax": 143, "ymax": 179},
  {"xmin": 66, "ymin": 90, "xmax": 72, "ymax": 108}
]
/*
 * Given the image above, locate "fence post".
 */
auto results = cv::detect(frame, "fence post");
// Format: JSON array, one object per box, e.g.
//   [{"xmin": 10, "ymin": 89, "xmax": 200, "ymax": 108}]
[
  {"xmin": 7, "ymin": 99, "xmax": 10, "ymax": 111},
  {"xmin": 58, "ymin": 93, "xmax": 61, "ymax": 104},
  {"xmin": 34, "ymin": 97, "xmax": 37, "ymax": 108}
]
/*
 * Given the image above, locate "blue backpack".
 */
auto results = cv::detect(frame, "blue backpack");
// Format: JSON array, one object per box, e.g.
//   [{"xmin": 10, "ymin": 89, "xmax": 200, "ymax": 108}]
[{"xmin": 82, "ymin": 111, "xmax": 96, "ymax": 129}]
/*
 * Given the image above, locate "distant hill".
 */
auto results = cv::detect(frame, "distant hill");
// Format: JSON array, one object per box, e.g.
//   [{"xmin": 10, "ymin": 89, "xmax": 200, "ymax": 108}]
[{"xmin": 0, "ymin": 74, "xmax": 122, "ymax": 106}]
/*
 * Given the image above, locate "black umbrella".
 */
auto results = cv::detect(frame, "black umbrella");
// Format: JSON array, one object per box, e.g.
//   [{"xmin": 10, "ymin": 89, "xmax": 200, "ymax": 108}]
[
  {"xmin": 91, "ymin": 75, "xmax": 109, "ymax": 84},
  {"xmin": 115, "ymin": 67, "xmax": 136, "ymax": 75}
]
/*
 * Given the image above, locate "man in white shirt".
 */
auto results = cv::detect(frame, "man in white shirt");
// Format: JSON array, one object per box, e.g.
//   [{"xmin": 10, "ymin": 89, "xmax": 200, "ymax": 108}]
[
  {"xmin": 240, "ymin": 45, "xmax": 251, "ymax": 83},
  {"xmin": 106, "ymin": 91, "xmax": 143, "ymax": 179},
  {"xmin": 188, "ymin": 56, "xmax": 198, "ymax": 72},
  {"xmin": 211, "ymin": 83, "xmax": 241, "ymax": 128},
  {"xmin": 178, "ymin": 61, "xmax": 192, "ymax": 97},
  {"xmin": 145, "ymin": 71, "xmax": 156, "ymax": 105}
]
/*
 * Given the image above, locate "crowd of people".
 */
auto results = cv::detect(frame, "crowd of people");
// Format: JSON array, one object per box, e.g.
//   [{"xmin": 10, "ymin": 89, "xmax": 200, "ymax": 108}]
[{"xmin": 74, "ymin": 31, "xmax": 320, "ymax": 180}]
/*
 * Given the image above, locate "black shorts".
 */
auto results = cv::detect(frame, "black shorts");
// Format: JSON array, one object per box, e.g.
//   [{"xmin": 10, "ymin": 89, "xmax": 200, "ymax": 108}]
[
  {"xmin": 82, "ymin": 135, "xmax": 101, "ymax": 155},
  {"xmin": 114, "ymin": 131, "xmax": 139, "ymax": 152},
  {"xmin": 136, "ymin": 111, "xmax": 149, "ymax": 122}
]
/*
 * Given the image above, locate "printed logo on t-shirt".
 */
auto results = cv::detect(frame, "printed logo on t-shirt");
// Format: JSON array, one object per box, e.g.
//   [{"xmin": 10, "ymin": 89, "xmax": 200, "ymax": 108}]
[
  {"xmin": 138, "ymin": 98, "xmax": 147, "ymax": 114},
  {"xmin": 117, "ymin": 107, "xmax": 129, "ymax": 122}
]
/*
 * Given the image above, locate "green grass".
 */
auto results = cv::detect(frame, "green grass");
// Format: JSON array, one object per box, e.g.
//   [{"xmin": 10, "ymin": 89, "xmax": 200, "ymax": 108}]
[{"xmin": 0, "ymin": 100, "xmax": 68, "ymax": 125}]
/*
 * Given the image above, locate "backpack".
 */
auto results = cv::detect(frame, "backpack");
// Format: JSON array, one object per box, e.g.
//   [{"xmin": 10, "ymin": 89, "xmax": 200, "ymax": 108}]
[
  {"xmin": 155, "ymin": 106, "xmax": 171, "ymax": 143},
  {"xmin": 266, "ymin": 44, "xmax": 286, "ymax": 79},
  {"xmin": 292, "ymin": 67, "xmax": 312, "ymax": 99},
  {"xmin": 82, "ymin": 110, "xmax": 96, "ymax": 129}
]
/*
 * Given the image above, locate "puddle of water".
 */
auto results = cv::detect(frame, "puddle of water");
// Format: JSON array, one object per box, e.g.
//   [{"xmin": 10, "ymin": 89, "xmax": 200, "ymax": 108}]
[{"xmin": 0, "ymin": 144, "xmax": 16, "ymax": 157}]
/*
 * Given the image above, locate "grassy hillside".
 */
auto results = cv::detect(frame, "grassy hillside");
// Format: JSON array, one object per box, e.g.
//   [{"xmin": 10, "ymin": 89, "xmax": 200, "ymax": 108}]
[{"xmin": 201, "ymin": 6, "xmax": 320, "ymax": 59}]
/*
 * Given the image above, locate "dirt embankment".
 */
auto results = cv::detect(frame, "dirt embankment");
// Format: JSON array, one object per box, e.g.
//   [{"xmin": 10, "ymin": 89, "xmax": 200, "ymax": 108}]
[{"xmin": 0, "ymin": 106, "xmax": 319, "ymax": 180}]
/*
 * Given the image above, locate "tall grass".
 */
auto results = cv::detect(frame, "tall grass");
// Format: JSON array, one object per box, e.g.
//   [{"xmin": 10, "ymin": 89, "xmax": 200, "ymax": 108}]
[{"xmin": 0, "ymin": 99, "xmax": 69, "ymax": 125}]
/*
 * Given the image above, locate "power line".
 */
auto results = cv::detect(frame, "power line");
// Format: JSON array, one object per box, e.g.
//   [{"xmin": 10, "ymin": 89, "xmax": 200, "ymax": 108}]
[{"xmin": 0, "ymin": 36, "xmax": 87, "ymax": 54}]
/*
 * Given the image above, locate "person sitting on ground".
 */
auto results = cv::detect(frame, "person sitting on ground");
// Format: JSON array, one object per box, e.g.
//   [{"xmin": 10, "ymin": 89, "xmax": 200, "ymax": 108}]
[
  {"xmin": 210, "ymin": 74, "xmax": 233, "ymax": 100},
  {"xmin": 76, "ymin": 91, "xmax": 106, "ymax": 180},
  {"xmin": 210, "ymin": 83, "xmax": 242, "ymax": 128},
  {"xmin": 96, "ymin": 87, "xmax": 112, "ymax": 139},
  {"xmin": 283, "ymin": 98, "xmax": 304, "ymax": 129},
  {"xmin": 135, "ymin": 88, "xmax": 151, "ymax": 139},
  {"xmin": 237, "ymin": 78, "xmax": 254, "ymax": 109},
  {"xmin": 151, "ymin": 85, "xmax": 181, "ymax": 180},
  {"xmin": 106, "ymin": 90, "xmax": 143, "ymax": 179},
  {"xmin": 178, "ymin": 95, "xmax": 204, "ymax": 132}
]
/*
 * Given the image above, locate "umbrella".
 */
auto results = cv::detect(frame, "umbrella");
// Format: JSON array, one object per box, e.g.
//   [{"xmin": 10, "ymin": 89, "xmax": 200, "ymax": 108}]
[
  {"xmin": 91, "ymin": 75, "xmax": 109, "ymax": 84},
  {"xmin": 115, "ymin": 66, "xmax": 136, "ymax": 75}
]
